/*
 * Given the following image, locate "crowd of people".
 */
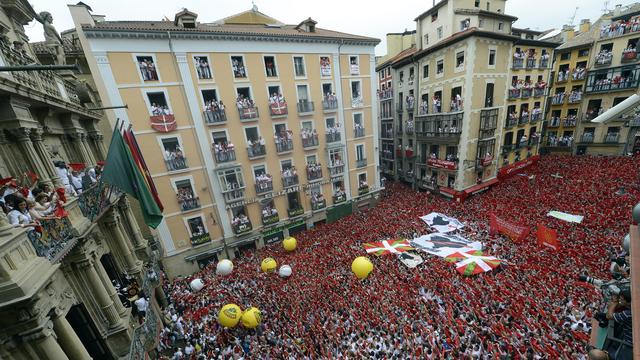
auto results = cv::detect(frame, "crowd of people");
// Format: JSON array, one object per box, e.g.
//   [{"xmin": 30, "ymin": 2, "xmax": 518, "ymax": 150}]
[
  {"xmin": 213, "ymin": 142, "xmax": 236, "ymax": 163},
  {"xmin": 274, "ymin": 130, "xmax": 294, "ymax": 152},
  {"xmin": 306, "ymin": 162, "xmax": 323, "ymax": 180},
  {"xmin": 268, "ymin": 93, "xmax": 287, "ymax": 115},
  {"xmin": 177, "ymin": 187, "xmax": 199, "ymax": 211},
  {"xmin": 194, "ymin": 57, "xmax": 212, "ymax": 80},
  {"xmin": 326, "ymin": 122, "xmax": 341, "ymax": 142},
  {"xmin": 595, "ymin": 49, "xmax": 614, "ymax": 66},
  {"xmin": 203, "ymin": 99, "xmax": 226, "ymax": 123},
  {"xmin": 301, "ymin": 128, "xmax": 319, "ymax": 148},
  {"xmin": 231, "ymin": 213, "xmax": 251, "ymax": 231},
  {"xmin": 236, "ymin": 95, "xmax": 256, "ymax": 112},
  {"xmin": 138, "ymin": 57, "xmax": 158, "ymax": 81},
  {"xmin": 164, "ymin": 146, "xmax": 187, "ymax": 171},
  {"xmin": 323, "ymin": 93, "xmax": 338, "ymax": 109},
  {"xmin": 281, "ymin": 167, "xmax": 299, "ymax": 187},
  {"xmin": 546, "ymin": 134, "xmax": 574, "ymax": 147},
  {"xmin": 247, "ymin": 137, "xmax": 266, "ymax": 158},
  {"xmin": 151, "ymin": 103, "xmax": 173, "ymax": 116},
  {"xmin": 156, "ymin": 154, "xmax": 639, "ymax": 359},
  {"xmin": 600, "ymin": 16, "xmax": 640, "ymax": 38},
  {"xmin": 254, "ymin": 173, "xmax": 273, "ymax": 193}
]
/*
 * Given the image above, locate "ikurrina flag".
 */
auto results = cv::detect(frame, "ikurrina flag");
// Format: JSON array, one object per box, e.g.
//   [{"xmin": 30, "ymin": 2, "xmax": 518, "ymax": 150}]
[
  {"xmin": 445, "ymin": 250, "xmax": 501, "ymax": 276},
  {"xmin": 364, "ymin": 239, "xmax": 414, "ymax": 256}
]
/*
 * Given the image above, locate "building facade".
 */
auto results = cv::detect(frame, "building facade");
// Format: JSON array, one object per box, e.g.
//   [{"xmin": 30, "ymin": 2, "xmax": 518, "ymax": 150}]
[
  {"xmin": 0, "ymin": 1, "xmax": 161, "ymax": 359},
  {"xmin": 69, "ymin": 5, "xmax": 381, "ymax": 278},
  {"xmin": 378, "ymin": 0, "xmax": 558, "ymax": 199}
]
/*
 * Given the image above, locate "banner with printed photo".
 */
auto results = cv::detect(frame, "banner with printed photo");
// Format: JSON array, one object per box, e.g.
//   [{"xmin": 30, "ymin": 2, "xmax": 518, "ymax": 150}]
[
  {"xmin": 397, "ymin": 252, "xmax": 424, "ymax": 268},
  {"xmin": 419, "ymin": 212, "xmax": 465, "ymax": 233},
  {"xmin": 410, "ymin": 233, "xmax": 482, "ymax": 258}
]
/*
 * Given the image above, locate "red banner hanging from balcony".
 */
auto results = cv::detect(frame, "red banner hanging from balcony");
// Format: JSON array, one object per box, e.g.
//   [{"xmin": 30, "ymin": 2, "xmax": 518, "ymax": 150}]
[
  {"xmin": 150, "ymin": 114, "xmax": 177, "ymax": 132},
  {"xmin": 427, "ymin": 158, "xmax": 457, "ymax": 170},
  {"xmin": 489, "ymin": 213, "xmax": 530, "ymax": 243},
  {"xmin": 497, "ymin": 155, "xmax": 539, "ymax": 180},
  {"xmin": 270, "ymin": 101, "xmax": 287, "ymax": 116}
]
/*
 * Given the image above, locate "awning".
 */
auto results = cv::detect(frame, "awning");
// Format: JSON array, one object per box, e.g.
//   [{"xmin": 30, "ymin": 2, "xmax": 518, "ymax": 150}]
[
  {"xmin": 464, "ymin": 178, "xmax": 500, "ymax": 195},
  {"xmin": 184, "ymin": 246, "xmax": 224, "ymax": 262},
  {"xmin": 439, "ymin": 187, "xmax": 457, "ymax": 198}
]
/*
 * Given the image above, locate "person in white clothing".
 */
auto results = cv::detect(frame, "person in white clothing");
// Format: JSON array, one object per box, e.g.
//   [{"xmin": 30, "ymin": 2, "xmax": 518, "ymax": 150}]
[{"xmin": 135, "ymin": 295, "xmax": 148, "ymax": 324}]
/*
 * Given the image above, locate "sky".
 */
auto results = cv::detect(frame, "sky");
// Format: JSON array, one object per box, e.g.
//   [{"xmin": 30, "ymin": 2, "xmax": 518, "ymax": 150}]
[{"xmin": 24, "ymin": 0, "xmax": 640, "ymax": 55}]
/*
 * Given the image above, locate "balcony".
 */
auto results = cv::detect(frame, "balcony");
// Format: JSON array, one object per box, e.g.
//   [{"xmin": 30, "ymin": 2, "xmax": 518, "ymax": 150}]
[
  {"xmin": 604, "ymin": 133, "xmax": 620, "ymax": 144},
  {"xmin": 350, "ymin": 64, "xmax": 360, "ymax": 75},
  {"xmin": 630, "ymin": 117, "xmax": 640, "ymax": 127},
  {"xmin": 600, "ymin": 21, "xmax": 640, "ymax": 39},
  {"xmin": 378, "ymin": 89, "xmax": 393, "ymax": 100},
  {"xmin": 356, "ymin": 158, "xmax": 367, "ymax": 168},
  {"xmin": 282, "ymin": 174, "xmax": 299, "ymax": 188},
  {"xmin": 164, "ymin": 156, "xmax": 188, "ymax": 172},
  {"xmin": 417, "ymin": 105, "xmax": 429, "ymax": 116},
  {"xmin": 406, "ymin": 125, "xmax": 414, "ymax": 135},
  {"xmin": 311, "ymin": 197, "xmax": 326, "ymax": 211},
  {"xmin": 352, "ymin": 97, "xmax": 364, "ymax": 108},
  {"xmin": 288, "ymin": 207, "xmax": 304, "ymax": 217},
  {"xmin": 521, "ymin": 88, "xmax": 532, "ymax": 99},
  {"xmin": 177, "ymin": 196, "xmax": 200, "ymax": 212},
  {"xmin": 275, "ymin": 138, "xmax": 294, "ymax": 153},
  {"xmin": 190, "ymin": 231, "xmax": 211, "ymax": 246},
  {"xmin": 548, "ymin": 117, "xmax": 561, "ymax": 128},
  {"xmin": 328, "ymin": 164, "xmax": 345, "ymax": 177},
  {"xmin": 254, "ymin": 178, "xmax": 273, "ymax": 194},
  {"xmin": 518, "ymin": 115, "xmax": 530, "ymax": 125},
  {"xmin": 562, "ymin": 118, "xmax": 577, "ymax": 127},
  {"xmin": 621, "ymin": 49, "xmax": 640, "ymax": 63},
  {"xmin": 539, "ymin": 58, "xmax": 549, "ymax": 68},
  {"xmin": 512, "ymin": 57, "xmax": 524, "ymax": 69},
  {"xmin": 594, "ymin": 52, "xmax": 613, "ymax": 67},
  {"xmin": 380, "ymin": 150, "xmax": 394, "ymax": 160},
  {"xmin": 333, "ymin": 193, "xmax": 346, "ymax": 204},
  {"xmin": 232, "ymin": 219, "xmax": 253, "ymax": 235},
  {"xmin": 584, "ymin": 111, "xmax": 600, "ymax": 122},
  {"xmin": 203, "ymin": 109, "xmax": 227, "ymax": 124},
  {"xmin": 149, "ymin": 114, "xmax": 176, "ymax": 132},
  {"xmin": 306, "ymin": 166, "xmax": 323, "ymax": 181},
  {"xmin": 269, "ymin": 101, "xmax": 288, "ymax": 118},
  {"xmin": 405, "ymin": 149, "xmax": 415, "ymax": 158},
  {"xmin": 557, "ymin": 71, "xmax": 569, "ymax": 83},
  {"xmin": 551, "ymin": 93, "xmax": 565, "ymax": 105},
  {"xmin": 247, "ymin": 144, "xmax": 267, "ymax": 159},
  {"xmin": 238, "ymin": 106, "xmax": 260, "ymax": 121},
  {"xmin": 302, "ymin": 133, "xmax": 319, "ymax": 148},
  {"xmin": 297, "ymin": 100, "xmax": 315, "ymax": 115},
  {"xmin": 262, "ymin": 212, "xmax": 279, "ymax": 226},
  {"xmin": 505, "ymin": 117, "xmax": 518, "ymax": 129},
  {"xmin": 526, "ymin": 57, "xmax": 537, "ymax": 69},
  {"xmin": 78, "ymin": 182, "xmax": 123, "ymax": 222},
  {"xmin": 533, "ymin": 87, "xmax": 545, "ymax": 97},
  {"xmin": 354, "ymin": 126, "xmax": 365, "ymax": 138},
  {"xmin": 572, "ymin": 70, "xmax": 586, "ymax": 81},
  {"xmin": 323, "ymin": 95, "xmax": 339, "ymax": 112},
  {"xmin": 28, "ymin": 217, "xmax": 79, "ymax": 263},
  {"xmin": 406, "ymin": 100, "xmax": 415, "ymax": 112},
  {"xmin": 585, "ymin": 66, "xmax": 640, "ymax": 93},
  {"xmin": 580, "ymin": 133, "xmax": 594, "ymax": 143},
  {"xmin": 358, "ymin": 186, "xmax": 370, "ymax": 196},
  {"xmin": 530, "ymin": 112, "xmax": 542, "ymax": 122},
  {"xmin": 568, "ymin": 92, "xmax": 582, "ymax": 104},
  {"xmin": 508, "ymin": 89, "xmax": 521, "ymax": 100},
  {"xmin": 214, "ymin": 148, "xmax": 236, "ymax": 164},
  {"xmin": 223, "ymin": 186, "xmax": 245, "ymax": 203},
  {"xmin": 326, "ymin": 132, "xmax": 341, "ymax": 143}
]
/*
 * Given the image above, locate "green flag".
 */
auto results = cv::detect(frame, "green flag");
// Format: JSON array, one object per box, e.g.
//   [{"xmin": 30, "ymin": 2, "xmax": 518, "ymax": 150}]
[{"xmin": 102, "ymin": 127, "xmax": 163, "ymax": 228}]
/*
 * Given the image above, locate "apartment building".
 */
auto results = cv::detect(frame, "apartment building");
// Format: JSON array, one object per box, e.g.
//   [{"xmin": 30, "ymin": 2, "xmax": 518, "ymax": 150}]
[
  {"xmin": 0, "ymin": 1, "xmax": 160, "ymax": 359},
  {"xmin": 69, "ymin": 5, "xmax": 380, "ymax": 277},
  {"xmin": 378, "ymin": 0, "xmax": 558, "ymax": 200}
]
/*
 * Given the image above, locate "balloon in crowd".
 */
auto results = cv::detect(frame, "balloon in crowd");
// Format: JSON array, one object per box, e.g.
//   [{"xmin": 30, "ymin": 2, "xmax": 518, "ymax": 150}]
[
  {"xmin": 283, "ymin": 236, "xmax": 297, "ymax": 251},
  {"xmin": 278, "ymin": 265, "xmax": 292, "ymax": 278},
  {"xmin": 215, "ymin": 259, "xmax": 234, "ymax": 276},
  {"xmin": 240, "ymin": 307, "xmax": 262, "ymax": 329},
  {"xmin": 189, "ymin": 278, "xmax": 204, "ymax": 292},
  {"xmin": 623, "ymin": 233, "xmax": 630, "ymax": 252},
  {"xmin": 261, "ymin": 257, "xmax": 277, "ymax": 273},
  {"xmin": 217, "ymin": 304, "xmax": 242, "ymax": 328},
  {"xmin": 351, "ymin": 256, "xmax": 374, "ymax": 279}
]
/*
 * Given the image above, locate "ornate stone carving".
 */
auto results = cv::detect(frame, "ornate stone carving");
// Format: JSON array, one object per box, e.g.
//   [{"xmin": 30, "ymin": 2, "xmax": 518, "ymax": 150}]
[
  {"xmin": 11, "ymin": 127, "xmax": 31, "ymax": 142},
  {"xmin": 34, "ymin": 11, "xmax": 65, "ymax": 65},
  {"xmin": 29, "ymin": 127, "xmax": 44, "ymax": 142}
]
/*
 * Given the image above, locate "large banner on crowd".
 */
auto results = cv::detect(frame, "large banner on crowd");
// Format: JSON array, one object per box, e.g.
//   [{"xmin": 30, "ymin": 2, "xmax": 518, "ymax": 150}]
[
  {"xmin": 489, "ymin": 213, "xmax": 531, "ymax": 243},
  {"xmin": 547, "ymin": 210, "xmax": 583, "ymax": 224},
  {"xmin": 397, "ymin": 252, "xmax": 424, "ymax": 268},
  {"xmin": 419, "ymin": 213, "xmax": 465, "ymax": 233},
  {"xmin": 410, "ymin": 233, "xmax": 482, "ymax": 258},
  {"xmin": 497, "ymin": 155, "xmax": 540, "ymax": 180},
  {"xmin": 536, "ymin": 224, "xmax": 559, "ymax": 251}
]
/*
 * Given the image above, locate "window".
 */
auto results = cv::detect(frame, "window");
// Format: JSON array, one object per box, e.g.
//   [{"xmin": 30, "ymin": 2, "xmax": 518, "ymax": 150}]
[
  {"xmin": 399, "ymin": 71, "xmax": 404, "ymax": 82},
  {"xmin": 218, "ymin": 168, "xmax": 244, "ymax": 190},
  {"xmin": 236, "ymin": 86, "xmax": 253, "ymax": 101},
  {"xmin": 293, "ymin": 56, "xmax": 306, "ymax": 77},
  {"xmin": 486, "ymin": 1, "xmax": 490, "ymax": 11},
  {"xmin": 353, "ymin": 113, "xmax": 364, "ymax": 137},
  {"xmin": 424, "ymin": 34, "xmax": 429, "ymax": 46},
  {"xmin": 460, "ymin": 18, "xmax": 470, "ymax": 31},
  {"xmin": 351, "ymin": 81, "xmax": 362, "ymax": 102},
  {"xmin": 560, "ymin": 52, "xmax": 571, "ymax": 61},
  {"xmin": 479, "ymin": 19, "xmax": 484, "ymax": 28},
  {"xmin": 146, "ymin": 91, "xmax": 172, "ymax": 115},
  {"xmin": 263, "ymin": 56, "xmax": 277, "ymax": 77},
  {"xmin": 349, "ymin": 56, "xmax": 360, "ymax": 75},
  {"xmin": 231, "ymin": 56, "xmax": 247, "ymax": 78},
  {"xmin": 296, "ymin": 85, "xmax": 310, "ymax": 102},
  {"xmin": 437, "ymin": 27, "xmax": 443, "ymax": 39},
  {"xmin": 489, "ymin": 49, "xmax": 496, "ymax": 66},
  {"xmin": 409, "ymin": 67, "xmax": 415, "ymax": 79},
  {"xmin": 201, "ymin": 89, "xmax": 219, "ymax": 110},
  {"xmin": 578, "ymin": 48, "xmax": 590, "ymax": 57},
  {"xmin": 431, "ymin": 12, "xmax": 438, "ymax": 22},
  {"xmin": 423, "ymin": 64, "xmax": 429, "ymax": 78},
  {"xmin": 475, "ymin": 0, "xmax": 480, "ymax": 7},
  {"xmin": 186, "ymin": 216, "xmax": 207, "ymax": 237},
  {"xmin": 161, "ymin": 137, "xmax": 187, "ymax": 171},
  {"xmin": 436, "ymin": 60, "xmax": 444, "ymax": 75},
  {"xmin": 456, "ymin": 51, "xmax": 465, "ymax": 68},
  {"xmin": 320, "ymin": 56, "xmax": 332, "ymax": 77},
  {"xmin": 135, "ymin": 55, "xmax": 159, "ymax": 81},
  {"xmin": 498, "ymin": 23, "xmax": 504, "ymax": 31},
  {"xmin": 356, "ymin": 144, "xmax": 365, "ymax": 161},
  {"xmin": 244, "ymin": 127, "xmax": 260, "ymax": 144},
  {"xmin": 485, "ymin": 83, "xmax": 494, "ymax": 107},
  {"xmin": 194, "ymin": 56, "xmax": 212, "ymax": 80}
]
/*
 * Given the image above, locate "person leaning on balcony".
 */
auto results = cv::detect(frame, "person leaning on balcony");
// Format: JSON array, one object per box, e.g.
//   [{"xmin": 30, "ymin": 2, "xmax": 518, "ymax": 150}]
[{"xmin": 8, "ymin": 198, "xmax": 37, "ymax": 229}]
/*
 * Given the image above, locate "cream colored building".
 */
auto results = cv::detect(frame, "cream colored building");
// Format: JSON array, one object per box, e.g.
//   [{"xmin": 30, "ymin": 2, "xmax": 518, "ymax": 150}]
[
  {"xmin": 69, "ymin": 5, "xmax": 381, "ymax": 278},
  {"xmin": 378, "ymin": 0, "xmax": 558, "ymax": 198}
]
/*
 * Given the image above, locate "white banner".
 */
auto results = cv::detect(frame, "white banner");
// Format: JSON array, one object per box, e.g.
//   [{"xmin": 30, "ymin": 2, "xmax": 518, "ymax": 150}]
[
  {"xmin": 410, "ymin": 233, "xmax": 482, "ymax": 258},
  {"xmin": 419, "ymin": 213, "xmax": 465, "ymax": 233},
  {"xmin": 547, "ymin": 211, "xmax": 583, "ymax": 224},
  {"xmin": 397, "ymin": 252, "xmax": 424, "ymax": 268}
]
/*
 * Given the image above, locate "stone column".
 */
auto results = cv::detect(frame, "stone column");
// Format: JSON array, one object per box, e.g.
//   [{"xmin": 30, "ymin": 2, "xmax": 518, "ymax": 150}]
[
  {"xmin": 94, "ymin": 256, "xmax": 129, "ymax": 318},
  {"xmin": 103, "ymin": 210, "xmax": 141, "ymax": 277},
  {"xmin": 52, "ymin": 314, "xmax": 93, "ymax": 360},
  {"xmin": 67, "ymin": 133, "xmax": 93, "ymax": 166},
  {"xmin": 79, "ymin": 133, "xmax": 97, "ymax": 165},
  {"xmin": 0, "ymin": 130, "xmax": 22, "ymax": 177},
  {"xmin": 88, "ymin": 132, "xmax": 107, "ymax": 161},
  {"xmin": 119, "ymin": 197, "xmax": 146, "ymax": 249},
  {"xmin": 30, "ymin": 128, "xmax": 62, "ymax": 187},
  {"xmin": 77, "ymin": 258, "xmax": 122, "ymax": 328},
  {"xmin": 12, "ymin": 128, "xmax": 53, "ymax": 187},
  {"xmin": 59, "ymin": 136, "xmax": 79, "ymax": 163},
  {"xmin": 24, "ymin": 321, "xmax": 69, "ymax": 360}
]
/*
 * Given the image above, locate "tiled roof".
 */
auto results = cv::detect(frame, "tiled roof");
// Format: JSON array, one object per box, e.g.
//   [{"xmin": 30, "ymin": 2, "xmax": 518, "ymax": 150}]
[
  {"xmin": 82, "ymin": 21, "xmax": 379, "ymax": 43},
  {"xmin": 32, "ymin": 36, "xmax": 84, "ymax": 55},
  {"xmin": 376, "ymin": 46, "xmax": 416, "ymax": 71}
]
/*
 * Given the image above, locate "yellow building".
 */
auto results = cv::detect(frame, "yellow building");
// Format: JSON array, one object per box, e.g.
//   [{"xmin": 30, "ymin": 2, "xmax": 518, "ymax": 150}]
[
  {"xmin": 70, "ymin": 5, "xmax": 381, "ymax": 277},
  {"xmin": 379, "ymin": 0, "xmax": 558, "ymax": 198}
]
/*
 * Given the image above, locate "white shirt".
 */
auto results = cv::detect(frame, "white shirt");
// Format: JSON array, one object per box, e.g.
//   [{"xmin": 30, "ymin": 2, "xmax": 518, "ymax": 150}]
[
  {"xmin": 135, "ymin": 297, "xmax": 148, "ymax": 312},
  {"xmin": 8, "ymin": 209, "xmax": 31, "ymax": 226},
  {"xmin": 56, "ymin": 167, "xmax": 70, "ymax": 185}
]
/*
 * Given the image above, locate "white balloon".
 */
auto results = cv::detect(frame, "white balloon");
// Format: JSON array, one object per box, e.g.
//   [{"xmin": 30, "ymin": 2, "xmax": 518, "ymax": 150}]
[
  {"xmin": 279, "ymin": 265, "xmax": 292, "ymax": 278},
  {"xmin": 216, "ymin": 259, "xmax": 234, "ymax": 276},
  {"xmin": 190, "ymin": 278, "xmax": 204, "ymax": 292}
]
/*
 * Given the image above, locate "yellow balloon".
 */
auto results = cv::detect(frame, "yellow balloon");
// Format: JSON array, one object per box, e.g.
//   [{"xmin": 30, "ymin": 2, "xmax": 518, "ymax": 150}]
[
  {"xmin": 283, "ymin": 236, "xmax": 297, "ymax": 251},
  {"xmin": 218, "ymin": 304, "xmax": 242, "ymax": 328},
  {"xmin": 351, "ymin": 256, "xmax": 374, "ymax": 280},
  {"xmin": 241, "ymin": 307, "xmax": 262, "ymax": 328},
  {"xmin": 261, "ymin": 257, "xmax": 278, "ymax": 273}
]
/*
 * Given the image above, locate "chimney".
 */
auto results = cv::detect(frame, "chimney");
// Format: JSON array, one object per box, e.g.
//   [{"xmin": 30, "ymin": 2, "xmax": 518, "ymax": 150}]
[
  {"xmin": 614, "ymin": 4, "xmax": 623, "ymax": 16},
  {"xmin": 562, "ymin": 25, "xmax": 575, "ymax": 41},
  {"xmin": 579, "ymin": 19, "xmax": 591, "ymax": 33}
]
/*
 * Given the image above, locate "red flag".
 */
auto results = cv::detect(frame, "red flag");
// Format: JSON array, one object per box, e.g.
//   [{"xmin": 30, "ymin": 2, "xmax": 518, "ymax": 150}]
[
  {"xmin": 536, "ymin": 224, "xmax": 559, "ymax": 251},
  {"xmin": 489, "ymin": 213, "xmax": 531, "ymax": 243},
  {"xmin": 123, "ymin": 127, "xmax": 164, "ymax": 211}
]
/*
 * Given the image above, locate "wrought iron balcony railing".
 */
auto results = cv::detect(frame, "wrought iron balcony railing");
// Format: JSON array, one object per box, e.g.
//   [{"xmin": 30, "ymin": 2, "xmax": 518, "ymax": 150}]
[
  {"xmin": 164, "ymin": 157, "xmax": 188, "ymax": 172},
  {"xmin": 28, "ymin": 217, "xmax": 79, "ymax": 263},
  {"xmin": 203, "ymin": 109, "xmax": 227, "ymax": 124},
  {"xmin": 78, "ymin": 182, "xmax": 123, "ymax": 222}
]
